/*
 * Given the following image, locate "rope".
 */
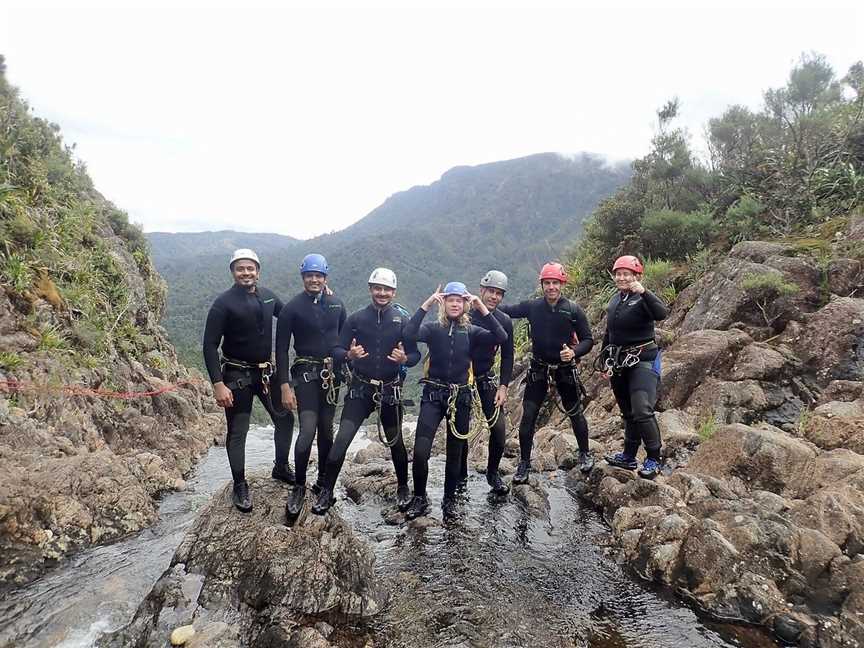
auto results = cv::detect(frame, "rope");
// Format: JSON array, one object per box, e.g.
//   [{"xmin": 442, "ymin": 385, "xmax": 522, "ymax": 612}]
[
  {"xmin": 530, "ymin": 357, "xmax": 583, "ymax": 418},
  {"xmin": 346, "ymin": 367, "xmax": 403, "ymax": 447},
  {"xmin": 0, "ymin": 378, "xmax": 199, "ymax": 400}
]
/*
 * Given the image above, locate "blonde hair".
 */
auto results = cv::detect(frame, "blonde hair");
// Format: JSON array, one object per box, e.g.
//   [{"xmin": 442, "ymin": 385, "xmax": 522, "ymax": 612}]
[{"xmin": 436, "ymin": 301, "xmax": 471, "ymax": 328}]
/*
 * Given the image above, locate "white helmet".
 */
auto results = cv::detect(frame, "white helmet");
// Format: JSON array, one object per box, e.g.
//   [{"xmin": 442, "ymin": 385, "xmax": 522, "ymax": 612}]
[
  {"xmin": 480, "ymin": 269, "xmax": 509, "ymax": 292},
  {"xmin": 368, "ymin": 267, "xmax": 397, "ymax": 289},
  {"xmin": 229, "ymin": 248, "xmax": 260, "ymax": 269}
]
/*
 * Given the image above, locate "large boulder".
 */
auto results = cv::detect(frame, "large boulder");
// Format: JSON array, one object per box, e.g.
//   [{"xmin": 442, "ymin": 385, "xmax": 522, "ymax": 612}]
[
  {"xmin": 685, "ymin": 423, "xmax": 816, "ymax": 496},
  {"xmin": 803, "ymin": 400, "xmax": 864, "ymax": 454},
  {"xmin": 99, "ymin": 471, "xmax": 384, "ymax": 648}
]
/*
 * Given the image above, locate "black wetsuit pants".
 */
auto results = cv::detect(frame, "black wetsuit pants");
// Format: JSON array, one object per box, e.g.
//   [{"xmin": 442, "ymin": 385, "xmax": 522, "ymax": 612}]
[
  {"xmin": 458, "ymin": 378, "xmax": 506, "ymax": 481},
  {"xmin": 322, "ymin": 388, "xmax": 409, "ymax": 491},
  {"xmin": 292, "ymin": 370, "xmax": 339, "ymax": 487},
  {"xmin": 223, "ymin": 367, "xmax": 294, "ymax": 484},
  {"xmin": 610, "ymin": 364, "xmax": 662, "ymax": 460},
  {"xmin": 413, "ymin": 388, "xmax": 470, "ymax": 500},
  {"xmin": 518, "ymin": 364, "xmax": 589, "ymax": 462}
]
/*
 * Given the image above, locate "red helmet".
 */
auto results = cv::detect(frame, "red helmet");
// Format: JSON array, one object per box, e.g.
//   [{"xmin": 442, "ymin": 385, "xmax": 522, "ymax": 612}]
[
  {"xmin": 612, "ymin": 255, "xmax": 644, "ymax": 274},
  {"xmin": 539, "ymin": 262, "xmax": 567, "ymax": 283}
]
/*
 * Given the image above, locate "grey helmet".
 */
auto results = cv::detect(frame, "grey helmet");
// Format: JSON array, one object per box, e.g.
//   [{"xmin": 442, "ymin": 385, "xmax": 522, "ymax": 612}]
[{"xmin": 480, "ymin": 270, "xmax": 508, "ymax": 292}]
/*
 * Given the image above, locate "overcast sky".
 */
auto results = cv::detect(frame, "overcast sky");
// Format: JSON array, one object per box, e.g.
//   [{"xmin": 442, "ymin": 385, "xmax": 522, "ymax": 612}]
[{"xmin": 1, "ymin": 1, "xmax": 862, "ymax": 238}]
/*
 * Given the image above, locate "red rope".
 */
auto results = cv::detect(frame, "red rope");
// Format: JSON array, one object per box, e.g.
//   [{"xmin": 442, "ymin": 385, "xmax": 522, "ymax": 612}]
[{"xmin": 0, "ymin": 379, "xmax": 201, "ymax": 400}]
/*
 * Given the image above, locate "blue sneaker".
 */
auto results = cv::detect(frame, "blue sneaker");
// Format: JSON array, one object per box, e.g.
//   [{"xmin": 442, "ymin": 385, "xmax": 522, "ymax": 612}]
[
  {"xmin": 638, "ymin": 458, "xmax": 662, "ymax": 480},
  {"xmin": 605, "ymin": 452, "xmax": 637, "ymax": 470}
]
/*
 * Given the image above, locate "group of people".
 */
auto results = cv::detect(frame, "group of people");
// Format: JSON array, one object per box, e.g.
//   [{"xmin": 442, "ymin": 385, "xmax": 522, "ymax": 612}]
[{"xmin": 203, "ymin": 249, "xmax": 667, "ymax": 521}]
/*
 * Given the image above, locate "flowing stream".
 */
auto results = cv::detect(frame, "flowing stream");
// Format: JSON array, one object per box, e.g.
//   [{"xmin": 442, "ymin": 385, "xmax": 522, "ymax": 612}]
[{"xmin": 0, "ymin": 426, "xmax": 779, "ymax": 648}]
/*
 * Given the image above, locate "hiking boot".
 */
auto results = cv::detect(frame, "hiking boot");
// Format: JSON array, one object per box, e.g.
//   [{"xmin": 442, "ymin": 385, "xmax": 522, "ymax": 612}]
[
  {"xmin": 512, "ymin": 460, "xmax": 531, "ymax": 485},
  {"xmin": 396, "ymin": 484, "xmax": 412, "ymax": 512},
  {"xmin": 638, "ymin": 458, "xmax": 662, "ymax": 480},
  {"xmin": 404, "ymin": 495, "xmax": 430, "ymax": 520},
  {"xmin": 605, "ymin": 452, "xmax": 638, "ymax": 470},
  {"xmin": 271, "ymin": 462, "xmax": 295, "ymax": 484},
  {"xmin": 441, "ymin": 496, "xmax": 458, "ymax": 521},
  {"xmin": 578, "ymin": 451, "xmax": 595, "ymax": 474},
  {"xmin": 285, "ymin": 485, "xmax": 306, "ymax": 519},
  {"xmin": 311, "ymin": 486, "xmax": 335, "ymax": 515},
  {"xmin": 232, "ymin": 480, "xmax": 253, "ymax": 513},
  {"xmin": 486, "ymin": 470, "xmax": 510, "ymax": 495}
]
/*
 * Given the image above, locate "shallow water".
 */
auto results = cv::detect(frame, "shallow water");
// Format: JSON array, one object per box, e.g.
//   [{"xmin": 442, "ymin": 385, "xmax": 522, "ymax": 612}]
[{"xmin": 0, "ymin": 426, "xmax": 779, "ymax": 648}]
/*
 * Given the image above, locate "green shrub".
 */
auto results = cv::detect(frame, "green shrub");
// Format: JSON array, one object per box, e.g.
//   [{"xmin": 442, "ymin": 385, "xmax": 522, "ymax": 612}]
[
  {"xmin": 722, "ymin": 195, "xmax": 769, "ymax": 243},
  {"xmin": 640, "ymin": 209, "xmax": 714, "ymax": 261},
  {"xmin": 0, "ymin": 351, "xmax": 23, "ymax": 370},
  {"xmin": 741, "ymin": 272, "xmax": 799, "ymax": 327}
]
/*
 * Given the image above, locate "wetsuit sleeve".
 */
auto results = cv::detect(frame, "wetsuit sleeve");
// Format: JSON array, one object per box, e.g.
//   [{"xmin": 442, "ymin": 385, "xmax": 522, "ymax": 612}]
[
  {"xmin": 500, "ymin": 317, "xmax": 515, "ymax": 386},
  {"xmin": 405, "ymin": 307, "xmax": 430, "ymax": 344},
  {"xmin": 401, "ymin": 320, "xmax": 421, "ymax": 368},
  {"xmin": 332, "ymin": 316, "xmax": 354, "ymax": 365},
  {"xmin": 571, "ymin": 306, "xmax": 594, "ymax": 359},
  {"xmin": 272, "ymin": 294, "xmax": 284, "ymax": 317},
  {"xmin": 471, "ymin": 312, "xmax": 507, "ymax": 345},
  {"xmin": 498, "ymin": 300, "xmax": 530, "ymax": 319},
  {"xmin": 275, "ymin": 306, "xmax": 294, "ymax": 386},
  {"xmin": 602, "ymin": 328, "xmax": 609, "ymax": 350},
  {"xmin": 642, "ymin": 291, "xmax": 668, "ymax": 321},
  {"xmin": 202, "ymin": 301, "xmax": 227, "ymax": 384}
]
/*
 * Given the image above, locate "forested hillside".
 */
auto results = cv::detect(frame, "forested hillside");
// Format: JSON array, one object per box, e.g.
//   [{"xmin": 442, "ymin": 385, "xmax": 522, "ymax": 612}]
[{"xmin": 149, "ymin": 152, "xmax": 631, "ymax": 368}]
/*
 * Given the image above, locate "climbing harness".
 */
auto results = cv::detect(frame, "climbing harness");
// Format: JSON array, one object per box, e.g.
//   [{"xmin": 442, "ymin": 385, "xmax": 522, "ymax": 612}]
[
  {"xmin": 420, "ymin": 377, "xmax": 477, "ymax": 442},
  {"xmin": 346, "ymin": 368, "xmax": 407, "ymax": 447},
  {"xmin": 470, "ymin": 372, "xmax": 503, "ymax": 440},
  {"xmin": 220, "ymin": 354, "xmax": 291, "ymax": 418},
  {"xmin": 527, "ymin": 356, "xmax": 585, "ymax": 417},
  {"xmin": 292, "ymin": 356, "xmax": 339, "ymax": 406},
  {"xmin": 593, "ymin": 341, "xmax": 657, "ymax": 376}
]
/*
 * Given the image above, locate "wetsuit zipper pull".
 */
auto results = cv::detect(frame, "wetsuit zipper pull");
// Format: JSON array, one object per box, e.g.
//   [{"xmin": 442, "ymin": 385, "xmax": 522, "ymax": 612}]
[{"xmin": 449, "ymin": 322, "xmax": 453, "ymax": 337}]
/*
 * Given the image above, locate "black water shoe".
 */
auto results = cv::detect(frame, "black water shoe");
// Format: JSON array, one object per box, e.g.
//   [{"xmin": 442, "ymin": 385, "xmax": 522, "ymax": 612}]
[
  {"xmin": 405, "ymin": 495, "xmax": 430, "ymax": 520},
  {"xmin": 271, "ymin": 462, "xmax": 296, "ymax": 484},
  {"xmin": 578, "ymin": 451, "xmax": 595, "ymax": 473},
  {"xmin": 512, "ymin": 460, "xmax": 531, "ymax": 485},
  {"xmin": 441, "ymin": 496, "xmax": 458, "ymax": 521},
  {"xmin": 232, "ymin": 480, "xmax": 253, "ymax": 513},
  {"xmin": 396, "ymin": 484, "xmax": 412, "ymax": 512},
  {"xmin": 311, "ymin": 486, "xmax": 336, "ymax": 515},
  {"xmin": 285, "ymin": 485, "xmax": 306, "ymax": 519},
  {"xmin": 486, "ymin": 471, "xmax": 510, "ymax": 495}
]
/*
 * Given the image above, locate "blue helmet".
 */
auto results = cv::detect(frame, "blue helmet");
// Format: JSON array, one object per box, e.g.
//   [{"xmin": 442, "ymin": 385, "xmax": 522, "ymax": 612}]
[
  {"xmin": 300, "ymin": 253, "xmax": 328, "ymax": 276},
  {"xmin": 442, "ymin": 281, "xmax": 468, "ymax": 298}
]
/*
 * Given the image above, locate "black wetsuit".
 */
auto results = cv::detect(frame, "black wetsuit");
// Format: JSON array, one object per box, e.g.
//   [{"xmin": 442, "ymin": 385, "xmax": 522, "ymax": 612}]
[
  {"xmin": 405, "ymin": 308, "xmax": 506, "ymax": 501},
  {"xmin": 602, "ymin": 290, "xmax": 668, "ymax": 460},
  {"xmin": 320, "ymin": 303, "xmax": 421, "ymax": 492},
  {"xmin": 500, "ymin": 297, "xmax": 593, "ymax": 461},
  {"xmin": 203, "ymin": 284, "xmax": 293, "ymax": 484},
  {"xmin": 275, "ymin": 291, "xmax": 346, "ymax": 487},
  {"xmin": 465, "ymin": 308, "xmax": 514, "ymax": 480}
]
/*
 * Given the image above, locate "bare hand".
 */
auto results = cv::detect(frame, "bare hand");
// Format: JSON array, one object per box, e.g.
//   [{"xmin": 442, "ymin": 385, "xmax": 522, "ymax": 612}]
[
  {"xmin": 388, "ymin": 342, "xmax": 408, "ymax": 364},
  {"xmin": 422, "ymin": 284, "xmax": 444, "ymax": 311},
  {"xmin": 214, "ymin": 382, "xmax": 233, "ymax": 408},
  {"xmin": 348, "ymin": 337, "xmax": 368, "ymax": 360},
  {"xmin": 560, "ymin": 343, "xmax": 575, "ymax": 363},
  {"xmin": 467, "ymin": 292, "xmax": 488, "ymax": 315},
  {"xmin": 281, "ymin": 383, "xmax": 297, "ymax": 411},
  {"xmin": 629, "ymin": 279, "xmax": 645, "ymax": 294},
  {"xmin": 494, "ymin": 384, "xmax": 508, "ymax": 407},
  {"xmin": 324, "ymin": 285, "xmax": 334, "ymax": 296},
  {"xmin": 601, "ymin": 372, "xmax": 611, "ymax": 381}
]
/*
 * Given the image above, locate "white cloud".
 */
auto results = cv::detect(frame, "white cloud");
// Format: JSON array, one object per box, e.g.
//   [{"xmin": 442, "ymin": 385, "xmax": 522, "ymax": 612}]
[{"xmin": 2, "ymin": 2, "xmax": 861, "ymax": 238}]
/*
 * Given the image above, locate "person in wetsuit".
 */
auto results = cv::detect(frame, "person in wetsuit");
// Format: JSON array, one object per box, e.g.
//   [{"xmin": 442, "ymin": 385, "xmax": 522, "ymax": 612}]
[
  {"xmin": 601, "ymin": 255, "xmax": 668, "ymax": 479},
  {"xmin": 311, "ymin": 267, "xmax": 421, "ymax": 515},
  {"xmin": 276, "ymin": 253, "xmax": 346, "ymax": 520},
  {"xmin": 404, "ymin": 282, "xmax": 507, "ymax": 521},
  {"xmin": 463, "ymin": 270, "xmax": 514, "ymax": 496},
  {"xmin": 499, "ymin": 262, "xmax": 594, "ymax": 485},
  {"xmin": 202, "ymin": 248, "xmax": 295, "ymax": 513}
]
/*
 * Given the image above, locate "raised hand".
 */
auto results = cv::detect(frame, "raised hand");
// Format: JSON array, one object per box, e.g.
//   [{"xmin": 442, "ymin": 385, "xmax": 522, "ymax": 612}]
[
  {"xmin": 348, "ymin": 337, "xmax": 368, "ymax": 360},
  {"xmin": 629, "ymin": 279, "xmax": 645, "ymax": 294},
  {"xmin": 466, "ymin": 292, "xmax": 488, "ymax": 315},
  {"xmin": 560, "ymin": 343, "xmax": 575, "ymax": 363},
  {"xmin": 422, "ymin": 284, "xmax": 445, "ymax": 311},
  {"xmin": 388, "ymin": 341, "xmax": 408, "ymax": 364}
]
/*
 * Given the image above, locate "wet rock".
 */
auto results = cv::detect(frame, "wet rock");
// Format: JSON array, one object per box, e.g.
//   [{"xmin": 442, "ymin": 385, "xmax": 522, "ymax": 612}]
[
  {"xmin": 512, "ymin": 480, "xmax": 549, "ymax": 519},
  {"xmin": 685, "ymin": 423, "xmax": 816, "ymax": 496},
  {"xmin": 532, "ymin": 426, "xmax": 579, "ymax": 470},
  {"xmin": 342, "ymin": 460, "xmax": 399, "ymax": 505},
  {"xmin": 99, "ymin": 472, "xmax": 384, "ymax": 648}
]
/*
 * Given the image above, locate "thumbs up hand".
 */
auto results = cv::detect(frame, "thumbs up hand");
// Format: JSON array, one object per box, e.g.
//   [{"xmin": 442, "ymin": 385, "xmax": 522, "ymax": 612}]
[
  {"xmin": 388, "ymin": 341, "xmax": 408, "ymax": 364},
  {"xmin": 348, "ymin": 337, "xmax": 368, "ymax": 360},
  {"xmin": 560, "ymin": 343, "xmax": 575, "ymax": 363}
]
